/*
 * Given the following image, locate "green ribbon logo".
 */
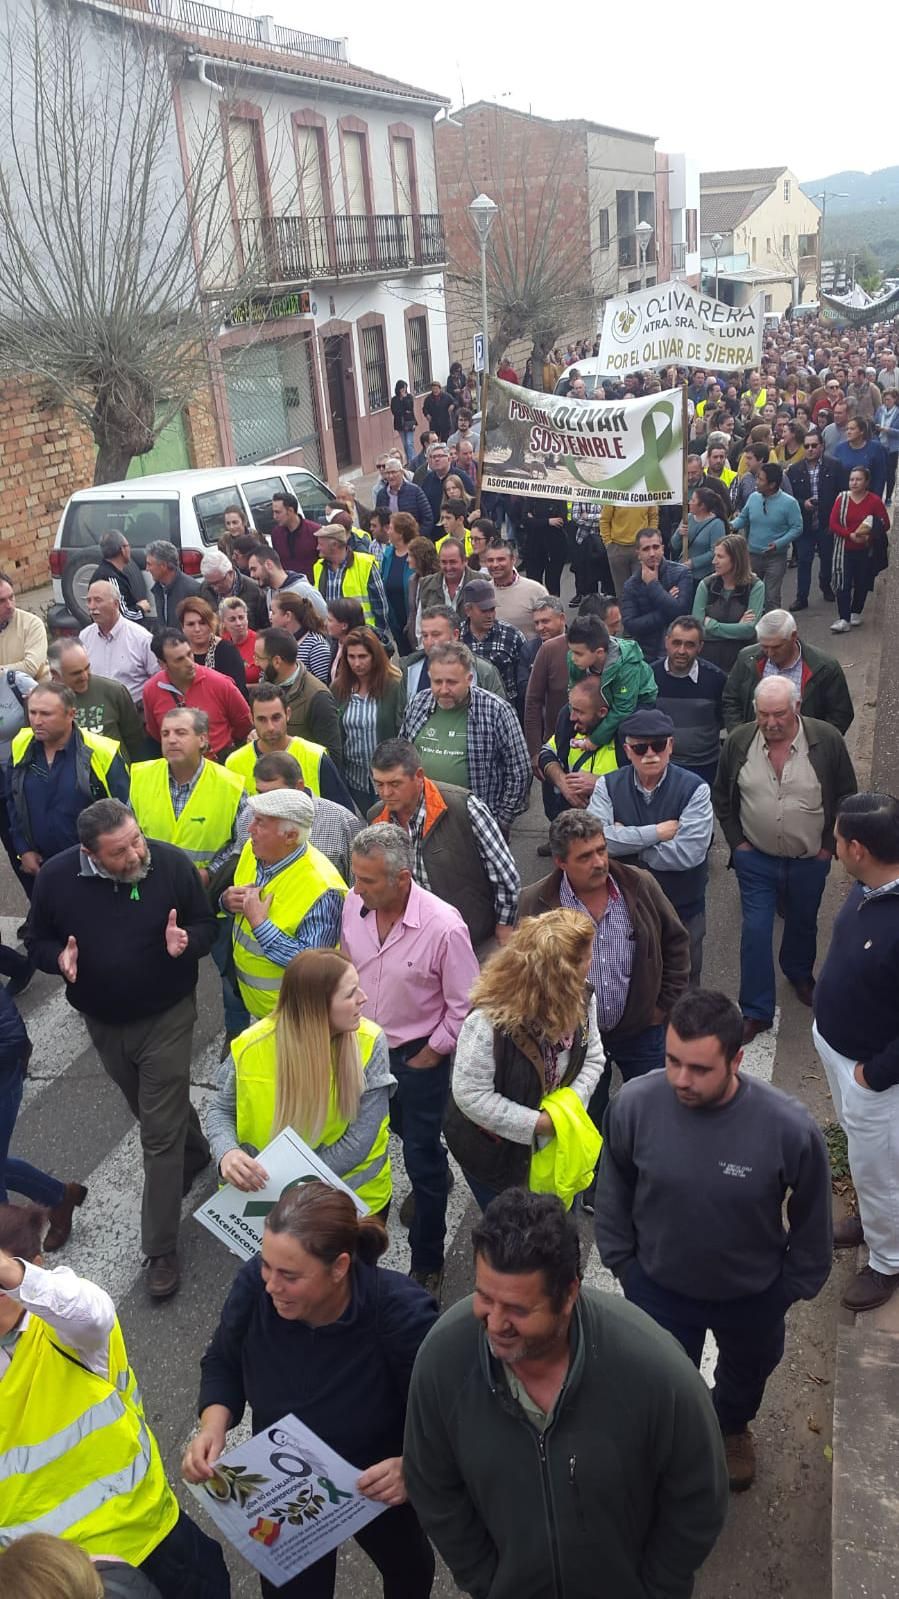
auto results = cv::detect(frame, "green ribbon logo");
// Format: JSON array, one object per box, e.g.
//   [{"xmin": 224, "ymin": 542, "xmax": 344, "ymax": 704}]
[{"xmin": 567, "ymin": 400, "xmax": 677, "ymax": 494}]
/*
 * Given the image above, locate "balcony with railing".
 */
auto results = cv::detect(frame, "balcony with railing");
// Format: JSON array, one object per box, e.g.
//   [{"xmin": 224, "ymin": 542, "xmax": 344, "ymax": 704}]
[
  {"xmin": 148, "ymin": 0, "xmax": 348, "ymax": 61},
  {"xmin": 239, "ymin": 212, "xmax": 446, "ymax": 283}
]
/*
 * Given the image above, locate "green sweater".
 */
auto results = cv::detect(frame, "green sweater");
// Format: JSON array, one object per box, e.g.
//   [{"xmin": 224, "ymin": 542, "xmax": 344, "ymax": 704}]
[
  {"xmin": 568, "ymin": 636, "xmax": 658, "ymax": 747},
  {"xmin": 404, "ymin": 1289, "xmax": 728, "ymax": 1599}
]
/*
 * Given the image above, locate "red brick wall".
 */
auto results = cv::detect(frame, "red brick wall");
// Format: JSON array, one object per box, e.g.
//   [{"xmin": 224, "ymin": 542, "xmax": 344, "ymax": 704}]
[
  {"xmin": 183, "ymin": 388, "xmax": 222, "ymax": 470},
  {"xmin": 435, "ymin": 107, "xmax": 592, "ymax": 369},
  {"xmin": 0, "ymin": 379, "xmax": 96, "ymax": 590}
]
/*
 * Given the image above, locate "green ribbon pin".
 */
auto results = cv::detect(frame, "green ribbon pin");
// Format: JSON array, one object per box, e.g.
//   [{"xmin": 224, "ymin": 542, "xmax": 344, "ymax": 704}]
[
  {"xmin": 567, "ymin": 399, "xmax": 676, "ymax": 495},
  {"xmin": 130, "ymin": 884, "xmax": 140, "ymax": 901},
  {"xmin": 317, "ymin": 1476, "xmax": 353, "ymax": 1505}
]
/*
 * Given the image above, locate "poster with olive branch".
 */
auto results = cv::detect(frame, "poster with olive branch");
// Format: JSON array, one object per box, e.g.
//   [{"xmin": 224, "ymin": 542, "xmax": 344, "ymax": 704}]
[{"xmin": 188, "ymin": 1414, "xmax": 384, "ymax": 1585}]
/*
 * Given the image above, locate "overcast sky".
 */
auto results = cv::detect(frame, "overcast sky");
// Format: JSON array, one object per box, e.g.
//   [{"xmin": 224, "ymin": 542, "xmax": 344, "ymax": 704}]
[{"xmin": 271, "ymin": 0, "xmax": 889, "ymax": 184}]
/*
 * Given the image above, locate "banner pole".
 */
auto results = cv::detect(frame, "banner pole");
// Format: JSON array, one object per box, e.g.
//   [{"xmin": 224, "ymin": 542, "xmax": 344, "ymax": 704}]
[{"xmin": 681, "ymin": 381, "xmax": 689, "ymax": 518}]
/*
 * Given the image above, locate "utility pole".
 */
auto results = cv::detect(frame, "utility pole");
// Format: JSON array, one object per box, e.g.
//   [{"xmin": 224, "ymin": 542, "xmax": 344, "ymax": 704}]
[{"xmin": 813, "ymin": 188, "xmax": 848, "ymax": 301}]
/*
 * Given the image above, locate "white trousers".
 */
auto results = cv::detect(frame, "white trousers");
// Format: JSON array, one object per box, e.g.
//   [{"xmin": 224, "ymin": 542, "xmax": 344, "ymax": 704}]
[{"xmin": 813, "ymin": 1021, "xmax": 899, "ymax": 1275}]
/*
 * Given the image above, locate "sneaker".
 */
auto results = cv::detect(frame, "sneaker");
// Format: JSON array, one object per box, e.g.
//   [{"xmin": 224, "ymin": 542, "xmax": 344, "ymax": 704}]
[
  {"xmin": 841, "ymin": 1264, "xmax": 898, "ymax": 1313},
  {"xmin": 830, "ymin": 619, "xmax": 850, "ymax": 633},
  {"xmin": 723, "ymin": 1428, "xmax": 756, "ymax": 1491},
  {"xmin": 146, "ymin": 1252, "xmax": 180, "ymax": 1300},
  {"xmin": 850, "ymin": 612, "xmax": 863, "ymax": 626},
  {"xmin": 832, "ymin": 1214, "xmax": 864, "ymax": 1250},
  {"xmin": 409, "ymin": 1266, "xmax": 444, "ymax": 1302},
  {"xmin": 43, "ymin": 1182, "xmax": 88, "ymax": 1251}
]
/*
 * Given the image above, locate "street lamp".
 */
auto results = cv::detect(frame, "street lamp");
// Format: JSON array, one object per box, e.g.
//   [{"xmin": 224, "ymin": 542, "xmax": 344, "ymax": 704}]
[
  {"xmin": 469, "ymin": 193, "xmax": 498, "ymax": 385},
  {"xmin": 813, "ymin": 189, "xmax": 847, "ymax": 301},
  {"xmin": 635, "ymin": 218, "xmax": 653, "ymax": 285},
  {"xmin": 710, "ymin": 232, "xmax": 723, "ymax": 300}
]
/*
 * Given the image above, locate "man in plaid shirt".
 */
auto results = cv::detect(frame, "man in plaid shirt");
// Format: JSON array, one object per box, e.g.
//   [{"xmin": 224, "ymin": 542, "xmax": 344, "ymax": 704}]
[
  {"xmin": 399, "ymin": 641, "xmax": 531, "ymax": 834},
  {"xmin": 459, "ymin": 578, "xmax": 527, "ymax": 705}
]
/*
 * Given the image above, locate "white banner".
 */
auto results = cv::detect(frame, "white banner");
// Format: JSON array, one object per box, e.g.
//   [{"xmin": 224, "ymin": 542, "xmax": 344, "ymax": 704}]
[
  {"xmin": 598, "ymin": 281, "xmax": 763, "ymax": 377},
  {"xmin": 188, "ymin": 1413, "xmax": 383, "ymax": 1587},
  {"xmin": 194, "ymin": 1127, "xmax": 368, "ymax": 1262}
]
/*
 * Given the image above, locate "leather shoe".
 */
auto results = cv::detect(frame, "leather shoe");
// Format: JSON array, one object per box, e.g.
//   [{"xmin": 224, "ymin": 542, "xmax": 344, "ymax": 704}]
[
  {"xmin": 146, "ymin": 1253, "xmax": 180, "ymax": 1300},
  {"xmin": 833, "ymin": 1214, "xmax": 864, "ymax": 1250},
  {"xmin": 841, "ymin": 1264, "xmax": 898, "ymax": 1313},
  {"xmin": 792, "ymin": 978, "xmax": 815, "ymax": 1007},
  {"xmin": 723, "ymin": 1428, "xmax": 756, "ymax": 1491},
  {"xmin": 43, "ymin": 1183, "xmax": 88, "ymax": 1251},
  {"xmin": 536, "ymin": 842, "xmax": 553, "ymax": 857},
  {"xmin": 792, "ymin": 599, "xmax": 809, "ymax": 611},
  {"xmin": 741, "ymin": 1017, "xmax": 773, "ymax": 1045}
]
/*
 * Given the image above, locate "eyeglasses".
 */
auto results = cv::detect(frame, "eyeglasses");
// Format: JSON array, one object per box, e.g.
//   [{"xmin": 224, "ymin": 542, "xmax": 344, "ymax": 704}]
[{"xmin": 626, "ymin": 738, "xmax": 669, "ymax": 755}]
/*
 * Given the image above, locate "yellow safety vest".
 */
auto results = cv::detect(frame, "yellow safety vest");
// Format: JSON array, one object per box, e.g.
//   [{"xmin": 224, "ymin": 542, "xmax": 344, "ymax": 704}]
[
  {"xmin": 544, "ymin": 733, "xmax": 618, "ymax": 777},
  {"xmin": 226, "ymin": 737, "xmax": 325, "ymax": 797},
  {"xmin": 0, "ymin": 1310, "xmax": 179, "ymax": 1562},
  {"xmin": 231, "ymin": 840, "xmax": 347, "ymax": 1017},
  {"xmin": 129, "ymin": 759, "xmax": 245, "ymax": 868},
  {"xmin": 708, "ymin": 465, "xmax": 737, "ymax": 490},
  {"xmin": 313, "ymin": 551, "xmax": 377, "ymax": 628},
  {"xmin": 233, "ymin": 1015, "xmax": 391, "ymax": 1213},
  {"xmin": 11, "ymin": 726, "xmax": 119, "ymax": 787},
  {"xmin": 435, "ymin": 529, "xmax": 474, "ymax": 556},
  {"xmin": 741, "ymin": 387, "xmax": 767, "ymax": 410}
]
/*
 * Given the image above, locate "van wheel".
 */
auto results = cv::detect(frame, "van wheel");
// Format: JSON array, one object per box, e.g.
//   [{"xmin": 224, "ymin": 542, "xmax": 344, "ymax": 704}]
[{"xmin": 61, "ymin": 556, "xmax": 99, "ymax": 625}]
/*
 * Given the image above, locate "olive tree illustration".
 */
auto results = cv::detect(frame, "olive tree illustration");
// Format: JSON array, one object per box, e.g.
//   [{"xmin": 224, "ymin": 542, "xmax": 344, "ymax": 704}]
[{"xmin": 0, "ymin": 0, "xmax": 259, "ymax": 483}]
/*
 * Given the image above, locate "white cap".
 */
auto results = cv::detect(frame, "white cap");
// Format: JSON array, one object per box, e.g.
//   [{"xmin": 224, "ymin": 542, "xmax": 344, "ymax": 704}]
[{"xmin": 248, "ymin": 787, "xmax": 314, "ymax": 838}]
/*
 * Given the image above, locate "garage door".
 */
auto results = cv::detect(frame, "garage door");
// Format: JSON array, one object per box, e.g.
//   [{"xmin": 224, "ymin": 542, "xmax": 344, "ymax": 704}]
[{"xmin": 222, "ymin": 334, "xmax": 322, "ymax": 473}]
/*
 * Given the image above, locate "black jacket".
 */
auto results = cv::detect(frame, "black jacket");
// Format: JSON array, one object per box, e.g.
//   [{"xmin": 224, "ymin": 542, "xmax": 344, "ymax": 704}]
[
  {"xmin": 26, "ymin": 839, "xmax": 216, "ymax": 1023},
  {"xmin": 198, "ymin": 570, "xmax": 269, "ymax": 631},
  {"xmin": 198, "ymin": 1257, "xmax": 438, "ymax": 1466},
  {"xmin": 786, "ymin": 456, "xmax": 841, "ymax": 534},
  {"xmin": 151, "ymin": 570, "xmax": 201, "ymax": 628}
]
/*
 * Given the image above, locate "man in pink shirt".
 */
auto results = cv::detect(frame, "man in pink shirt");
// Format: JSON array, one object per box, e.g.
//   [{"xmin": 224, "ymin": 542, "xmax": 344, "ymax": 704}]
[
  {"xmin": 342, "ymin": 823, "xmax": 478, "ymax": 1299},
  {"xmin": 143, "ymin": 629, "xmax": 252, "ymax": 759}
]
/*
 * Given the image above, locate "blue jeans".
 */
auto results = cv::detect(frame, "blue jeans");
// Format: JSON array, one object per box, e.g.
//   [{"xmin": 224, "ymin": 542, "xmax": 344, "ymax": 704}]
[
  {"xmin": 463, "ymin": 1171, "xmax": 502, "ymax": 1212},
  {"xmin": 732, "ymin": 848, "xmax": 830, "ymax": 1020},
  {"xmin": 401, "ymin": 428, "xmax": 417, "ymax": 464},
  {"xmin": 587, "ymin": 1022, "xmax": 666, "ymax": 1134},
  {"xmin": 0, "ymin": 1071, "xmax": 65, "ymax": 1207},
  {"xmin": 623, "ymin": 1258, "xmax": 787, "ymax": 1433},
  {"xmin": 210, "ymin": 916, "xmax": 249, "ymax": 1038},
  {"xmin": 794, "ymin": 526, "xmax": 834, "ymax": 603},
  {"xmin": 389, "ymin": 1040, "xmax": 451, "ymax": 1273},
  {"xmin": 835, "ymin": 544, "xmax": 873, "ymax": 623}
]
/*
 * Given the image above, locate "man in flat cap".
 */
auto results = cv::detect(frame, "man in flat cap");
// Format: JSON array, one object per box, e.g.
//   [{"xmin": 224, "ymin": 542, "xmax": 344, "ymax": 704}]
[
  {"xmin": 224, "ymin": 786, "xmax": 348, "ymax": 1019},
  {"xmin": 589, "ymin": 708, "xmax": 713, "ymax": 982}
]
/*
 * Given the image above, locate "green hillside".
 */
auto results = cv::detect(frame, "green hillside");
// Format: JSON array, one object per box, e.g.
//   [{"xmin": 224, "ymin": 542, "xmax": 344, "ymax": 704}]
[{"xmin": 823, "ymin": 208, "xmax": 899, "ymax": 274}]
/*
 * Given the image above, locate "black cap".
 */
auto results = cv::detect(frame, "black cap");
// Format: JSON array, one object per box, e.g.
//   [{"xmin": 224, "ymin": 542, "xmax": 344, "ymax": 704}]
[{"xmin": 621, "ymin": 708, "xmax": 676, "ymax": 740}]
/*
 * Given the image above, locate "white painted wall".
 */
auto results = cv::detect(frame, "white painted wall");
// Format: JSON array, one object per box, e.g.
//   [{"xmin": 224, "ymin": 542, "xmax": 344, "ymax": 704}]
[{"xmin": 319, "ymin": 272, "xmax": 449, "ymax": 425}]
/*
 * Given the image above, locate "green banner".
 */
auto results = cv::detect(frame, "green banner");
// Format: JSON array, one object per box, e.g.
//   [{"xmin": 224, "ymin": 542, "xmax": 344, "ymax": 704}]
[
  {"xmin": 820, "ymin": 287, "xmax": 899, "ymax": 325},
  {"xmin": 481, "ymin": 376, "xmax": 684, "ymax": 505}
]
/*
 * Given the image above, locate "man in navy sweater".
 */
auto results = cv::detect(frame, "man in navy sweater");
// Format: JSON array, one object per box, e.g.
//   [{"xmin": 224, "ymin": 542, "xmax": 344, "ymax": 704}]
[
  {"xmin": 651, "ymin": 617, "xmax": 726, "ymax": 789},
  {"xmin": 814, "ymin": 792, "xmax": 899, "ymax": 1312},
  {"xmin": 619, "ymin": 529, "xmax": 692, "ymax": 663},
  {"xmin": 26, "ymin": 798, "xmax": 216, "ymax": 1301}
]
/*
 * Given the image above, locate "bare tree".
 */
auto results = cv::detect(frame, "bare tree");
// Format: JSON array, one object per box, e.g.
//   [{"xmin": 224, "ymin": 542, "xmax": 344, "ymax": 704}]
[
  {"xmin": 441, "ymin": 107, "xmax": 620, "ymax": 383},
  {"xmin": 0, "ymin": 0, "xmax": 253, "ymax": 482}
]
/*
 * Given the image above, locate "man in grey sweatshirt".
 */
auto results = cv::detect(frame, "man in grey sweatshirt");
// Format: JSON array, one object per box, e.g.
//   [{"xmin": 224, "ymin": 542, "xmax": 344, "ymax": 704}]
[{"xmin": 594, "ymin": 987, "xmax": 832, "ymax": 1492}]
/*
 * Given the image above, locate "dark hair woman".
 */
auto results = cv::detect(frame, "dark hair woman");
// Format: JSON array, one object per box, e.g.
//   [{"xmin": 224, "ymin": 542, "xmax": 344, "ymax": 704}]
[
  {"xmin": 405, "ymin": 534, "xmax": 440, "ymax": 651},
  {"xmin": 176, "ymin": 595, "xmax": 247, "ymax": 699},
  {"xmin": 829, "ymin": 465, "xmax": 890, "ymax": 632},
  {"xmin": 325, "ymin": 596, "xmax": 366, "ymax": 683},
  {"xmin": 331, "ymin": 628, "xmax": 403, "ymax": 811},
  {"xmin": 270, "ymin": 590, "xmax": 332, "ymax": 682},
  {"xmin": 390, "ymin": 380, "xmax": 417, "ymax": 466},
  {"xmin": 182, "ymin": 1182, "xmax": 437, "ymax": 1599},
  {"xmin": 670, "ymin": 485, "xmax": 731, "ymax": 582}
]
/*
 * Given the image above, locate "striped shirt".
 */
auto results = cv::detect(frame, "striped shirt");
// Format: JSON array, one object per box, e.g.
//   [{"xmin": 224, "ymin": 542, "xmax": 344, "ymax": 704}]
[
  {"xmin": 559, "ymin": 871, "xmax": 633, "ymax": 1032},
  {"xmin": 321, "ymin": 557, "xmax": 391, "ymax": 640},
  {"xmin": 296, "ymin": 631, "xmax": 333, "ymax": 683},
  {"xmin": 252, "ymin": 842, "xmax": 344, "ymax": 967},
  {"xmin": 341, "ymin": 692, "xmax": 379, "ymax": 794}
]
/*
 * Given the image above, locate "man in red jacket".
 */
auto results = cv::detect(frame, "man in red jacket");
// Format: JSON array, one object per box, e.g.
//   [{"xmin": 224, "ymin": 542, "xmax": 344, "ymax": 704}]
[
  {"xmin": 270, "ymin": 490, "xmax": 321, "ymax": 580},
  {"xmin": 143, "ymin": 631, "xmax": 252, "ymax": 759}
]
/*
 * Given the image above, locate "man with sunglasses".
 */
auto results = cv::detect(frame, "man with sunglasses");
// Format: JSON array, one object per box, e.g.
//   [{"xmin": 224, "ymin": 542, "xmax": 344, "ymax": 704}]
[
  {"xmin": 785, "ymin": 430, "xmax": 840, "ymax": 606},
  {"xmin": 590, "ymin": 709, "xmax": 713, "ymax": 982}
]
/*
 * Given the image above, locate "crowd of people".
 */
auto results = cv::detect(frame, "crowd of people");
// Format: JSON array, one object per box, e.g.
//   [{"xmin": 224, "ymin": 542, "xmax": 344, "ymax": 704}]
[{"xmin": 0, "ymin": 312, "xmax": 897, "ymax": 1597}]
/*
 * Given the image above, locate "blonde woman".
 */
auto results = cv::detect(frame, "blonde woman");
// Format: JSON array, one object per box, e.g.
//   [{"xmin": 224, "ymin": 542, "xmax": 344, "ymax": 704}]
[
  {"xmin": 0, "ymin": 1533, "xmax": 159, "ymax": 1597},
  {"xmin": 207, "ymin": 950, "xmax": 394, "ymax": 1216},
  {"xmin": 444, "ymin": 910, "xmax": 604, "ymax": 1208}
]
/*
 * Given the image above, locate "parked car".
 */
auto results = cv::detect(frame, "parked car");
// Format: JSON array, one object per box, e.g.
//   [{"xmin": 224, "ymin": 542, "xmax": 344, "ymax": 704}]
[
  {"xmin": 49, "ymin": 463, "xmax": 336, "ymax": 632},
  {"xmin": 553, "ymin": 357, "xmax": 608, "ymax": 397}
]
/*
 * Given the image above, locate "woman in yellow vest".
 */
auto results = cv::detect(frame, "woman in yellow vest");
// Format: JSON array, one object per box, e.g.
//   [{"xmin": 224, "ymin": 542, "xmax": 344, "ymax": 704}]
[
  {"xmin": 183, "ymin": 1183, "xmax": 437, "ymax": 1599},
  {"xmin": 0, "ymin": 1203, "xmax": 229, "ymax": 1597},
  {"xmin": 207, "ymin": 949, "xmax": 393, "ymax": 1217}
]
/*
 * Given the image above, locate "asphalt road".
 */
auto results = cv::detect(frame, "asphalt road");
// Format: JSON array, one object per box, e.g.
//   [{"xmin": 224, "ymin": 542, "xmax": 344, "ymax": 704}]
[{"xmin": 3, "ymin": 572, "xmax": 878, "ymax": 1597}]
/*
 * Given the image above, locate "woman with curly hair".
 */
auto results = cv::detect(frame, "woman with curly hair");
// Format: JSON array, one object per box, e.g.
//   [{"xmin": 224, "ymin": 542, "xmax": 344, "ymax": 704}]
[{"xmin": 444, "ymin": 909, "xmax": 605, "ymax": 1209}]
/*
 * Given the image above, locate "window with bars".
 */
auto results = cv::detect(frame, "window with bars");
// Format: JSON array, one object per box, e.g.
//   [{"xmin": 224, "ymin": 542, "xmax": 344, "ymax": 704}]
[
  {"xmin": 408, "ymin": 314, "xmax": 431, "ymax": 393},
  {"xmin": 360, "ymin": 322, "xmax": 388, "ymax": 412}
]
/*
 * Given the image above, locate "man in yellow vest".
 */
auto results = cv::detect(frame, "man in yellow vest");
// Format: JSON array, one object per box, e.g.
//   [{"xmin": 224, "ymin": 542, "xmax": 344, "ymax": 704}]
[
  {"xmin": 0, "ymin": 1203, "xmax": 230, "ymax": 1595},
  {"xmin": 226, "ymin": 682, "xmax": 357, "ymax": 811},
  {"xmin": 130, "ymin": 706, "xmax": 249, "ymax": 1045},
  {"xmin": 313, "ymin": 522, "xmax": 391, "ymax": 644},
  {"xmin": 225, "ymin": 788, "xmax": 347, "ymax": 1018},
  {"xmin": 8, "ymin": 682, "xmax": 129, "ymax": 888}
]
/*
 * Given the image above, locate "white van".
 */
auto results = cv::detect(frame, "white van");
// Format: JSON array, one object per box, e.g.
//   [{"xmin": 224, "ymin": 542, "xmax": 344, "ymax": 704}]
[
  {"xmin": 553, "ymin": 357, "xmax": 608, "ymax": 397},
  {"xmin": 49, "ymin": 462, "xmax": 334, "ymax": 632}
]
